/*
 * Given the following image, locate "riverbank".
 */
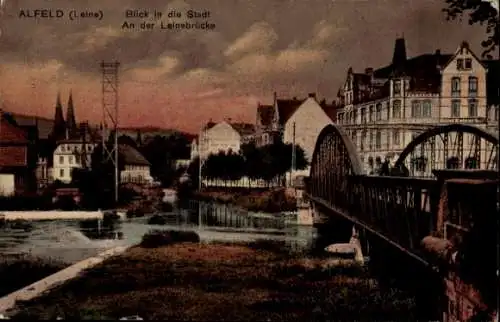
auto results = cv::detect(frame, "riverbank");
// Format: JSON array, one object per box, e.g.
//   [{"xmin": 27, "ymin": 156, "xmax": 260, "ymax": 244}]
[
  {"xmin": 194, "ymin": 188, "xmax": 297, "ymax": 213},
  {"xmin": 0, "ymin": 255, "xmax": 66, "ymax": 298},
  {"xmin": 11, "ymin": 240, "xmax": 416, "ymax": 320}
]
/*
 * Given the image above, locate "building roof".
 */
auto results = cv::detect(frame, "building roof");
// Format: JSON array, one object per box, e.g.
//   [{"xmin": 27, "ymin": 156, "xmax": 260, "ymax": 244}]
[
  {"xmin": 0, "ymin": 115, "xmax": 28, "ymax": 143},
  {"xmin": 0, "ymin": 146, "xmax": 27, "ymax": 167},
  {"xmin": 276, "ymin": 98, "xmax": 306, "ymax": 125},
  {"xmin": 3, "ymin": 112, "xmax": 54, "ymax": 140},
  {"xmin": 118, "ymin": 144, "xmax": 150, "ymax": 166},
  {"xmin": 230, "ymin": 122, "xmax": 255, "ymax": 136},
  {"xmin": 257, "ymin": 104, "xmax": 274, "ymax": 127},
  {"xmin": 319, "ymin": 101, "xmax": 338, "ymax": 122}
]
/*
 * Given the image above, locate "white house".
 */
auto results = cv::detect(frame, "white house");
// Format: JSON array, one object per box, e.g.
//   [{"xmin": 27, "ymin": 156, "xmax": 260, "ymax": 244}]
[
  {"xmin": 198, "ymin": 120, "xmax": 255, "ymax": 160},
  {"xmin": 52, "ymin": 139, "xmax": 96, "ymax": 183},
  {"xmin": 255, "ymin": 93, "xmax": 337, "ymax": 178},
  {"xmin": 119, "ymin": 144, "xmax": 153, "ymax": 184}
]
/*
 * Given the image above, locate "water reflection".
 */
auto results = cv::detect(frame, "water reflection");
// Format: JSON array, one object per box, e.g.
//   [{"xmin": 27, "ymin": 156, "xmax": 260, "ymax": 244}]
[{"xmin": 0, "ymin": 201, "xmax": 318, "ymax": 263}]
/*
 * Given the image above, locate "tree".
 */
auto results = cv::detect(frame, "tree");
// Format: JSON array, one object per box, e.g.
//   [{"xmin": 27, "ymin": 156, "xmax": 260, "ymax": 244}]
[
  {"xmin": 139, "ymin": 134, "xmax": 192, "ymax": 187},
  {"xmin": 443, "ymin": 0, "xmax": 499, "ymax": 58},
  {"xmin": 241, "ymin": 142, "xmax": 263, "ymax": 187}
]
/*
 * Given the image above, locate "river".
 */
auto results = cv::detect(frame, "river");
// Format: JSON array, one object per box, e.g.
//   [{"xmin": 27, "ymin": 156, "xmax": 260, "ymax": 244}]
[{"xmin": 0, "ymin": 201, "xmax": 323, "ymax": 264}]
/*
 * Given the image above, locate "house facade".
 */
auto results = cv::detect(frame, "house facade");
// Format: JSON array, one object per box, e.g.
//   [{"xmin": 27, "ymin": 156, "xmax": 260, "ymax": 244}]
[
  {"xmin": 335, "ymin": 39, "xmax": 498, "ymax": 174},
  {"xmin": 0, "ymin": 114, "xmax": 33, "ymax": 195},
  {"xmin": 198, "ymin": 120, "xmax": 255, "ymax": 160},
  {"xmin": 119, "ymin": 144, "xmax": 153, "ymax": 184},
  {"xmin": 52, "ymin": 139, "xmax": 96, "ymax": 183}
]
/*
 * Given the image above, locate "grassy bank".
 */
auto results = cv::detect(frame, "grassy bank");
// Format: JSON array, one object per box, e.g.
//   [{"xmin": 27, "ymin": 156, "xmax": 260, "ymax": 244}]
[
  {"xmin": 195, "ymin": 188, "xmax": 297, "ymax": 213},
  {"xmin": 12, "ymin": 236, "xmax": 416, "ymax": 320},
  {"xmin": 0, "ymin": 255, "xmax": 66, "ymax": 298}
]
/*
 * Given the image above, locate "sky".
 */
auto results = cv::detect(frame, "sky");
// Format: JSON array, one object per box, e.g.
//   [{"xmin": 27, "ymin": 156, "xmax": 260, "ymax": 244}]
[{"xmin": 0, "ymin": 0, "xmax": 491, "ymax": 133}]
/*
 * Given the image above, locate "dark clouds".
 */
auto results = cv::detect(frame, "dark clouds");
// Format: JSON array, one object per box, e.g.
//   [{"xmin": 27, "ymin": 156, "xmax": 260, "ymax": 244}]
[{"xmin": 0, "ymin": 0, "xmax": 490, "ymax": 131}]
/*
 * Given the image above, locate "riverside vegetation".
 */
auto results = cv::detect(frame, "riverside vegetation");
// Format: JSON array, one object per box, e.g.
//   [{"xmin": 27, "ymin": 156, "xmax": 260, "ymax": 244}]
[{"xmin": 11, "ymin": 230, "xmax": 417, "ymax": 320}]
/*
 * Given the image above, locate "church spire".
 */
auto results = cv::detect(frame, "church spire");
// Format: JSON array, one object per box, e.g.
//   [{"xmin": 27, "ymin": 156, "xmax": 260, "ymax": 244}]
[
  {"xmin": 66, "ymin": 89, "xmax": 77, "ymax": 138},
  {"xmin": 392, "ymin": 37, "xmax": 407, "ymax": 70},
  {"xmin": 51, "ymin": 91, "xmax": 66, "ymax": 141}
]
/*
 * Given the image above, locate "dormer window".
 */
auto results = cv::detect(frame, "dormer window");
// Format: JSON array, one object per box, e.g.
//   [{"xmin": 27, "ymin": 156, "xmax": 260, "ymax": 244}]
[
  {"xmin": 456, "ymin": 59, "xmax": 464, "ymax": 70},
  {"xmin": 61, "ymin": 145, "xmax": 65, "ymax": 152}
]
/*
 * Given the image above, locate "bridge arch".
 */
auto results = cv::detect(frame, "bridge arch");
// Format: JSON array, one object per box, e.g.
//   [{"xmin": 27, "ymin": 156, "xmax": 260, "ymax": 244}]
[
  {"xmin": 394, "ymin": 124, "xmax": 499, "ymax": 177},
  {"xmin": 309, "ymin": 124, "xmax": 362, "ymax": 207}
]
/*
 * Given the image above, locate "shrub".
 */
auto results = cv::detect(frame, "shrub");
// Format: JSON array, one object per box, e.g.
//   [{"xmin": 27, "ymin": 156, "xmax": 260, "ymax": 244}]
[
  {"xmin": 126, "ymin": 209, "xmax": 145, "ymax": 219},
  {"xmin": 139, "ymin": 230, "xmax": 200, "ymax": 248},
  {"xmin": 147, "ymin": 215, "xmax": 168, "ymax": 225}
]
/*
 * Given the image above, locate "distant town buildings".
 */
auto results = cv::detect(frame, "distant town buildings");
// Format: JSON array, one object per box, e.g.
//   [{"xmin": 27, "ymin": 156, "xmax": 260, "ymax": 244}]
[{"xmin": 334, "ymin": 39, "xmax": 499, "ymax": 173}]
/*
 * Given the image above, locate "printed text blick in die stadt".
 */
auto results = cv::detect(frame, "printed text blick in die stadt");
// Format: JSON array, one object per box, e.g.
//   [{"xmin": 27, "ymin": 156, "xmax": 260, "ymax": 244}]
[{"xmin": 17, "ymin": 8, "xmax": 216, "ymax": 30}]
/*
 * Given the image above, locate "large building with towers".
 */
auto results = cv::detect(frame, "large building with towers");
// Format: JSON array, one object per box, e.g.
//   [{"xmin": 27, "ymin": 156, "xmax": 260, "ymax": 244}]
[{"xmin": 335, "ymin": 38, "xmax": 499, "ymax": 175}]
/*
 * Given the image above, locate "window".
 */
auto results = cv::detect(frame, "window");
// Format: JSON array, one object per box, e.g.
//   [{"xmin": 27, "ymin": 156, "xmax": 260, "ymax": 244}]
[
  {"xmin": 338, "ymin": 113, "xmax": 344, "ymax": 123},
  {"xmin": 393, "ymin": 130, "xmax": 400, "ymax": 145},
  {"xmin": 468, "ymin": 99, "xmax": 478, "ymax": 117},
  {"xmin": 376, "ymin": 103, "xmax": 382, "ymax": 121},
  {"xmin": 451, "ymin": 100, "xmax": 461, "ymax": 117},
  {"xmin": 422, "ymin": 100, "xmax": 431, "ymax": 117},
  {"xmin": 386, "ymin": 102, "xmax": 391, "ymax": 120},
  {"xmin": 75, "ymin": 155, "xmax": 81, "ymax": 164},
  {"xmin": 392, "ymin": 100, "xmax": 401, "ymax": 118},
  {"xmin": 393, "ymin": 80, "xmax": 401, "ymax": 95},
  {"xmin": 61, "ymin": 145, "xmax": 65, "ymax": 152},
  {"xmin": 69, "ymin": 156, "xmax": 73, "ymax": 164},
  {"xmin": 369, "ymin": 105, "xmax": 374, "ymax": 122},
  {"xmin": 375, "ymin": 131, "xmax": 381, "ymax": 149},
  {"xmin": 59, "ymin": 156, "xmax": 64, "ymax": 164},
  {"xmin": 360, "ymin": 131, "xmax": 366, "ymax": 151},
  {"xmin": 386, "ymin": 132, "xmax": 390, "ymax": 149},
  {"xmin": 361, "ymin": 108, "xmax": 366, "ymax": 123},
  {"xmin": 468, "ymin": 76, "xmax": 478, "ymax": 96},
  {"xmin": 456, "ymin": 59, "xmax": 463, "ymax": 70},
  {"xmin": 451, "ymin": 77, "xmax": 461, "ymax": 97},
  {"xmin": 411, "ymin": 101, "xmax": 421, "ymax": 118},
  {"xmin": 60, "ymin": 169, "xmax": 64, "ymax": 177},
  {"xmin": 369, "ymin": 132, "xmax": 373, "ymax": 150},
  {"xmin": 352, "ymin": 110, "xmax": 357, "ymax": 123},
  {"xmin": 352, "ymin": 130, "xmax": 357, "ymax": 145},
  {"xmin": 464, "ymin": 58, "xmax": 472, "ymax": 69}
]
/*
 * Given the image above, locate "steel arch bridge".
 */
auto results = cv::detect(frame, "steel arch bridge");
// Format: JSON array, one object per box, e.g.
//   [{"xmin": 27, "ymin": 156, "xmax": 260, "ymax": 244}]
[
  {"xmin": 394, "ymin": 124, "xmax": 498, "ymax": 178},
  {"xmin": 307, "ymin": 123, "xmax": 499, "ymax": 264}
]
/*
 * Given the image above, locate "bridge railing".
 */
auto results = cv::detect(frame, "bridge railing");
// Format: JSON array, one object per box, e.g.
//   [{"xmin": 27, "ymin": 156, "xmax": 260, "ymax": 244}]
[
  {"xmin": 306, "ymin": 174, "xmax": 441, "ymax": 254},
  {"xmin": 347, "ymin": 175, "xmax": 441, "ymax": 251}
]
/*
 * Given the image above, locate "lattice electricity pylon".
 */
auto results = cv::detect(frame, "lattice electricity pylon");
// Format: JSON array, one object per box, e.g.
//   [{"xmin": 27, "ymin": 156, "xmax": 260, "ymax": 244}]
[{"xmin": 100, "ymin": 61, "xmax": 120, "ymax": 203}]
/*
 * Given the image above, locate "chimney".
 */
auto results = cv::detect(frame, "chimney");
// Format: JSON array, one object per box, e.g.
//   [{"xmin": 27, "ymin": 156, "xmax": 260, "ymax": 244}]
[
  {"xmin": 435, "ymin": 49, "xmax": 441, "ymax": 56},
  {"xmin": 308, "ymin": 93, "xmax": 316, "ymax": 99},
  {"xmin": 365, "ymin": 68, "xmax": 373, "ymax": 75},
  {"xmin": 273, "ymin": 91, "xmax": 277, "ymax": 103},
  {"xmin": 293, "ymin": 96, "xmax": 298, "ymax": 100}
]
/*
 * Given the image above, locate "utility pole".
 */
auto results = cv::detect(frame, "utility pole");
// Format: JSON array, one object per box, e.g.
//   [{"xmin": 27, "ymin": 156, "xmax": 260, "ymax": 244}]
[
  {"xmin": 291, "ymin": 122, "xmax": 296, "ymax": 187},
  {"xmin": 100, "ymin": 61, "xmax": 120, "ymax": 205}
]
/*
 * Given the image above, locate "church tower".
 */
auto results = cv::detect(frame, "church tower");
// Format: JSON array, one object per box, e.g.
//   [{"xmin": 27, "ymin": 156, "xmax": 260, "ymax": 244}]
[
  {"xmin": 51, "ymin": 91, "xmax": 66, "ymax": 141},
  {"xmin": 66, "ymin": 89, "xmax": 77, "ymax": 139}
]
